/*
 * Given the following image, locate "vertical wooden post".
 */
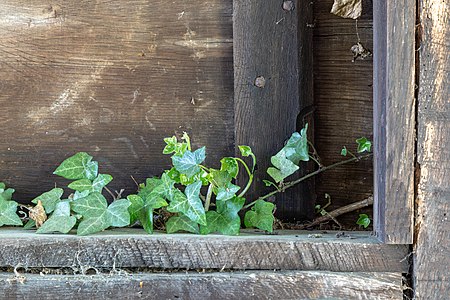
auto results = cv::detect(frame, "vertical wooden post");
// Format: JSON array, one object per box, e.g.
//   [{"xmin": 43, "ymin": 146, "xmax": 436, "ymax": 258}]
[
  {"xmin": 234, "ymin": 0, "xmax": 315, "ymax": 221},
  {"xmin": 414, "ymin": 0, "xmax": 450, "ymax": 297},
  {"xmin": 373, "ymin": 0, "xmax": 415, "ymax": 243}
]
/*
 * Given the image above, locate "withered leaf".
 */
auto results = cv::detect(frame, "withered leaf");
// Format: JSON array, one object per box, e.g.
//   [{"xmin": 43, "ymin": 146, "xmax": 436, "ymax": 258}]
[
  {"xmin": 351, "ymin": 42, "xmax": 372, "ymax": 62},
  {"xmin": 331, "ymin": 0, "xmax": 362, "ymax": 19},
  {"xmin": 29, "ymin": 200, "xmax": 47, "ymax": 228}
]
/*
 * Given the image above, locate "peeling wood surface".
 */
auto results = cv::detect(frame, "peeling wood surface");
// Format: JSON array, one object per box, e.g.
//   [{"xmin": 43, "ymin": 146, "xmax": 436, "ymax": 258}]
[
  {"xmin": 414, "ymin": 0, "xmax": 450, "ymax": 297},
  {"xmin": 373, "ymin": 0, "xmax": 415, "ymax": 243},
  {"xmin": 234, "ymin": 0, "xmax": 314, "ymax": 221},
  {"xmin": 0, "ymin": 271, "xmax": 403, "ymax": 300},
  {"xmin": 313, "ymin": 0, "xmax": 374, "ymax": 225},
  {"xmin": 0, "ymin": 228, "xmax": 408, "ymax": 272},
  {"xmin": 0, "ymin": 1, "xmax": 234, "ymax": 201}
]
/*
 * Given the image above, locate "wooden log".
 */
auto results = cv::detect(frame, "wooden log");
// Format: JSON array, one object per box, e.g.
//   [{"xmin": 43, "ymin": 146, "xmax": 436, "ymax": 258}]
[
  {"xmin": 0, "ymin": 228, "xmax": 409, "ymax": 272},
  {"xmin": 0, "ymin": 271, "xmax": 403, "ymax": 299},
  {"xmin": 373, "ymin": 0, "xmax": 415, "ymax": 243},
  {"xmin": 414, "ymin": 0, "xmax": 450, "ymax": 298},
  {"xmin": 0, "ymin": 0, "xmax": 234, "ymax": 202},
  {"xmin": 233, "ymin": 0, "xmax": 315, "ymax": 221}
]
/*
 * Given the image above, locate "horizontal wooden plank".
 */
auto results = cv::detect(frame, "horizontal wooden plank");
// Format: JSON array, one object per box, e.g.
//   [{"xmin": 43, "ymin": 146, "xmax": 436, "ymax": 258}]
[
  {"xmin": 0, "ymin": 271, "xmax": 403, "ymax": 299},
  {"xmin": 0, "ymin": 228, "xmax": 409, "ymax": 272}
]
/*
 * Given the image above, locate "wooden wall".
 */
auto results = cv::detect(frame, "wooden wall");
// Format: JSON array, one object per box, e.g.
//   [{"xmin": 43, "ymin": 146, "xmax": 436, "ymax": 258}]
[
  {"xmin": 0, "ymin": 1, "xmax": 234, "ymax": 201},
  {"xmin": 313, "ymin": 0, "xmax": 374, "ymax": 225}
]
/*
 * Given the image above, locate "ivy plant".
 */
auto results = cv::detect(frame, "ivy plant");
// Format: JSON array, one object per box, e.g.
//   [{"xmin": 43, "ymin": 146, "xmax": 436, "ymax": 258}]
[
  {"xmin": 0, "ymin": 124, "xmax": 373, "ymax": 235},
  {"xmin": 25, "ymin": 152, "xmax": 131, "ymax": 235}
]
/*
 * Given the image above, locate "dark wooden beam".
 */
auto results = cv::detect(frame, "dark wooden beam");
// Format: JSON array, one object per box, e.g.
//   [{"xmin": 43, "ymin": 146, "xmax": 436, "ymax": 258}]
[
  {"xmin": 414, "ymin": 0, "xmax": 450, "ymax": 297},
  {"xmin": 373, "ymin": 0, "xmax": 415, "ymax": 243},
  {"xmin": 233, "ymin": 0, "xmax": 315, "ymax": 221},
  {"xmin": 0, "ymin": 229, "xmax": 409, "ymax": 272},
  {"xmin": 0, "ymin": 271, "xmax": 403, "ymax": 299}
]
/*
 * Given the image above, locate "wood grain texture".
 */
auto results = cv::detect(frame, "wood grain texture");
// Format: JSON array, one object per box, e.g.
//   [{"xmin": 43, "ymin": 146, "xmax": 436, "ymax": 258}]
[
  {"xmin": 312, "ymin": 0, "xmax": 374, "ymax": 226},
  {"xmin": 0, "ymin": 1, "xmax": 233, "ymax": 201},
  {"xmin": 414, "ymin": 0, "xmax": 450, "ymax": 298},
  {"xmin": 0, "ymin": 271, "xmax": 403, "ymax": 300},
  {"xmin": 0, "ymin": 228, "xmax": 409, "ymax": 272},
  {"xmin": 373, "ymin": 0, "xmax": 415, "ymax": 243},
  {"xmin": 234, "ymin": 0, "xmax": 314, "ymax": 221}
]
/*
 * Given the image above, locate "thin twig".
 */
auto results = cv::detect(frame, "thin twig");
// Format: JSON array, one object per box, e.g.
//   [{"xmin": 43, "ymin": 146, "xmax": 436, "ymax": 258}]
[
  {"xmin": 243, "ymin": 153, "xmax": 372, "ymax": 209},
  {"xmin": 104, "ymin": 187, "xmax": 116, "ymax": 200},
  {"xmin": 296, "ymin": 196, "xmax": 374, "ymax": 230},
  {"xmin": 130, "ymin": 175, "xmax": 139, "ymax": 189}
]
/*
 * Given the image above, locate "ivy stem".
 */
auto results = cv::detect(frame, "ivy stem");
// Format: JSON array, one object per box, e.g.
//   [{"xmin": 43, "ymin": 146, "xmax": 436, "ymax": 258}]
[
  {"xmin": 235, "ymin": 157, "xmax": 254, "ymax": 198},
  {"xmin": 238, "ymin": 174, "xmax": 253, "ymax": 198},
  {"xmin": 204, "ymin": 184, "xmax": 213, "ymax": 211},
  {"xmin": 243, "ymin": 153, "xmax": 373, "ymax": 209},
  {"xmin": 235, "ymin": 158, "xmax": 252, "ymax": 177},
  {"xmin": 308, "ymin": 154, "xmax": 322, "ymax": 167}
]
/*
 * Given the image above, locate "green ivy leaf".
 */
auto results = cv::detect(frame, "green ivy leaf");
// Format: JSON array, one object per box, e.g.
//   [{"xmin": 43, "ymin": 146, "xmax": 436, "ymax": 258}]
[
  {"xmin": 201, "ymin": 197, "xmax": 244, "ymax": 235},
  {"xmin": 127, "ymin": 194, "xmax": 153, "ymax": 233},
  {"xmin": 37, "ymin": 201, "xmax": 76, "ymax": 234},
  {"xmin": 129, "ymin": 178, "xmax": 169, "ymax": 233},
  {"xmin": 356, "ymin": 137, "xmax": 372, "ymax": 153},
  {"xmin": 171, "ymin": 147, "xmax": 206, "ymax": 178},
  {"xmin": 31, "ymin": 188, "xmax": 64, "ymax": 214},
  {"xmin": 220, "ymin": 157, "xmax": 239, "ymax": 178},
  {"xmin": 68, "ymin": 179, "xmax": 92, "ymax": 192},
  {"xmin": 216, "ymin": 182, "xmax": 240, "ymax": 201},
  {"xmin": 92, "ymin": 174, "xmax": 113, "ymax": 192},
  {"xmin": 166, "ymin": 215, "xmax": 199, "ymax": 234},
  {"xmin": 238, "ymin": 145, "xmax": 253, "ymax": 157},
  {"xmin": 167, "ymin": 181, "xmax": 206, "ymax": 226},
  {"xmin": 127, "ymin": 195, "xmax": 144, "ymax": 224},
  {"xmin": 107, "ymin": 199, "xmax": 131, "ymax": 227},
  {"xmin": 179, "ymin": 169, "xmax": 209, "ymax": 186},
  {"xmin": 283, "ymin": 124, "xmax": 309, "ymax": 164},
  {"xmin": 244, "ymin": 200, "xmax": 275, "ymax": 232},
  {"xmin": 71, "ymin": 192, "xmax": 108, "ymax": 218},
  {"xmin": 357, "ymin": 213, "xmax": 371, "ymax": 228},
  {"xmin": 267, "ymin": 150, "xmax": 299, "ymax": 183},
  {"xmin": 73, "ymin": 190, "xmax": 90, "ymax": 200},
  {"xmin": 153, "ymin": 173, "xmax": 176, "ymax": 201},
  {"xmin": 0, "ymin": 184, "xmax": 14, "ymax": 201},
  {"xmin": 163, "ymin": 136, "xmax": 188, "ymax": 156},
  {"xmin": 0, "ymin": 200, "xmax": 22, "ymax": 226},
  {"xmin": 77, "ymin": 211, "xmax": 111, "ymax": 236},
  {"xmin": 341, "ymin": 146, "xmax": 348, "ymax": 156},
  {"xmin": 53, "ymin": 152, "xmax": 98, "ymax": 180}
]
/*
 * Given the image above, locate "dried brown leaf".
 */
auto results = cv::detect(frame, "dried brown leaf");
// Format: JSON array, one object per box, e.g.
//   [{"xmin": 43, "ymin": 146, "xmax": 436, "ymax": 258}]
[
  {"xmin": 351, "ymin": 42, "xmax": 372, "ymax": 62},
  {"xmin": 330, "ymin": 0, "xmax": 362, "ymax": 19},
  {"xmin": 29, "ymin": 200, "xmax": 47, "ymax": 228}
]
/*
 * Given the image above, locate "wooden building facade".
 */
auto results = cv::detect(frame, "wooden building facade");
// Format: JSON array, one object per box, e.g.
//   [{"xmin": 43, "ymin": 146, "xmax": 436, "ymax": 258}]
[{"xmin": 0, "ymin": 0, "xmax": 448, "ymax": 298}]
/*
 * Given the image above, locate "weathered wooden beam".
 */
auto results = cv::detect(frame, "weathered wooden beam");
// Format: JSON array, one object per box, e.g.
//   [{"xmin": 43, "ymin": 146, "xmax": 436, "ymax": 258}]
[
  {"xmin": 414, "ymin": 0, "xmax": 450, "ymax": 298},
  {"xmin": 0, "ymin": 271, "xmax": 403, "ymax": 299},
  {"xmin": 373, "ymin": 0, "xmax": 415, "ymax": 243},
  {"xmin": 233, "ymin": 0, "xmax": 315, "ymax": 221},
  {"xmin": 0, "ymin": 229, "xmax": 408, "ymax": 272}
]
